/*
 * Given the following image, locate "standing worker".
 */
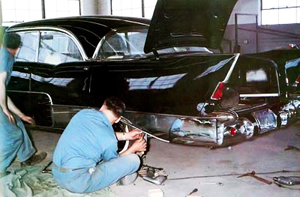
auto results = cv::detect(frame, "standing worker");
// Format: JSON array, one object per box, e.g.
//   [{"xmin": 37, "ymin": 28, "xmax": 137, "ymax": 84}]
[
  {"xmin": 0, "ymin": 33, "xmax": 47, "ymax": 178},
  {"xmin": 52, "ymin": 97, "xmax": 147, "ymax": 193}
]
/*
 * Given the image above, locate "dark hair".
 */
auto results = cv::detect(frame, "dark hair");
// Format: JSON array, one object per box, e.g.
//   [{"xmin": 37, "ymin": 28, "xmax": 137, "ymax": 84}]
[
  {"xmin": 3, "ymin": 33, "xmax": 21, "ymax": 49},
  {"xmin": 104, "ymin": 97, "xmax": 126, "ymax": 118}
]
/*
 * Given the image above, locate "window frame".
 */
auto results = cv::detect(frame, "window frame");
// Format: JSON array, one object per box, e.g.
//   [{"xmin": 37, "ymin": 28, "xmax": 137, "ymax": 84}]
[
  {"xmin": 110, "ymin": 0, "xmax": 157, "ymax": 18},
  {"xmin": 1, "ymin": 0, "xmax": 81, "ymax": 26},
  {"xmin": 261, "ymin": 0, "xmax": 300, "ymax": 25}
]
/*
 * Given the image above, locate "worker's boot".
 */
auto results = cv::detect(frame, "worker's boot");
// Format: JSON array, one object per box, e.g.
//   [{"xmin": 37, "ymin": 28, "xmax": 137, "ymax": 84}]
[{"xmin": 20, "ymin": 152, "xmax": 47, "ymax": 167}]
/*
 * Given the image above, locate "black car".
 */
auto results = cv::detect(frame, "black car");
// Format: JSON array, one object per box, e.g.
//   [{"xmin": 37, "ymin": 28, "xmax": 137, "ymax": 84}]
[{"xmin": 6, "ymin": 0, "xmax": 300, "ymax": 147}]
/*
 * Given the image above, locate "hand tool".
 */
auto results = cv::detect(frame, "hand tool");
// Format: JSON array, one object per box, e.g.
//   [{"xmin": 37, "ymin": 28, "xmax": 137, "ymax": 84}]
[
  {"xmin": 42, "ymin": 161, "xmax": 53, "ymax": 173},
  {"xmin": 237, "ymin": 171, "xmax": 272, "ymax": 185},
  {"xmin": 199, "ymin": 182, "xmax": 224, "ymax": 186},
  {"xmin": 284, "ymin": 145, "xmax": 300, "ymax": 152},
  {"xmin": 186, "ymin": 188, "xmax": 198, "ymax": 196},
  {"xmin": 120, "ymin": 116, "xmax": 170, "ymax": 143}
]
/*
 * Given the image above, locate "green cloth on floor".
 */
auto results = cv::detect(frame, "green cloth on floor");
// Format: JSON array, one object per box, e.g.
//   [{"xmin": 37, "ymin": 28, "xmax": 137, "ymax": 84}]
[{"xmin": 0, "ymin": 166, "xmax": 114, "ymax": 197}]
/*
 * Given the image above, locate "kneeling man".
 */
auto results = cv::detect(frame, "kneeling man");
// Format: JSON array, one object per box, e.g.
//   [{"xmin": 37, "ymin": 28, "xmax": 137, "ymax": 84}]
[{"xmin": 52, "ymin": 97, "xmax": 146, "ymax": 193}]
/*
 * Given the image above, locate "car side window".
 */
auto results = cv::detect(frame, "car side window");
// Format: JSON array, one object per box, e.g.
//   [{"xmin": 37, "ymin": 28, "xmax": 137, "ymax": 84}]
[
  {"xmin": 16, "ymin": 31, "xmax": 39, "ymax": 62},
  {"xmin": 98, "ymin": 28, "xmax": 148, "ymax": 60},
  {"xmin": 38, "ymin": 31, "xmax": 83, "ymax": 65}
]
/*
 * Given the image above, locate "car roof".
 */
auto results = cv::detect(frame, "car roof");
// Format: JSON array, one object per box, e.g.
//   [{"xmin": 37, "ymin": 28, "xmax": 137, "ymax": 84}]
[{"xmin": 7, "ymin": 15, "xmax": 150, "ymax": 58}]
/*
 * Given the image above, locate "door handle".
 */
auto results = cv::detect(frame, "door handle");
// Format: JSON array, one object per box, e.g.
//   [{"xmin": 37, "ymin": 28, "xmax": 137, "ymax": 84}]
[{"xmin": 24, "ymin": 67, "xmax": 29, "ymax": 71}]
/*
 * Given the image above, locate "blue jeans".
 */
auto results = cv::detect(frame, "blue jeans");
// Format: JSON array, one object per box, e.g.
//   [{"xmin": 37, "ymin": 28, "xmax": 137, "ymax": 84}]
[
  {"xmin": 0, "ymin": 110, "xmax": 36, "ymax": 172},
  {"xmin": 52, "ymin": 154, "xmax": 140, "ymax": 193}
]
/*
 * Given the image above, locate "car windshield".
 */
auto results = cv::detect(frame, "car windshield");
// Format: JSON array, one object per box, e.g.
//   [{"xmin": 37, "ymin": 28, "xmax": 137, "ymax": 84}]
[{"xmin": 95, "ymin": 27, "xmax": 212, "ymax": 60}]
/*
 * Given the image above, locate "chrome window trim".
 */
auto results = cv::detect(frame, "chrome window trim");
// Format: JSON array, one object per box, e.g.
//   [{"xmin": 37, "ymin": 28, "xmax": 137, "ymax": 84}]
[
  {"xmin": 92, "ymin": 26, "xmax": 149, "ymax": 60},
  {"xmin": 7, "ymin": 27, "xmax": 88, "ymax": 61}
]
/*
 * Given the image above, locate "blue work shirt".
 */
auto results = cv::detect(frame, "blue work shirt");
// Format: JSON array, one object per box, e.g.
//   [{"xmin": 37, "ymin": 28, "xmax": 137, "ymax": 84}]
[
  {"xmin": 0, "ymin": 47, "xmax": 15, "ymax": 85},
  {"xmin": 53, "ymin": 109, "xmax": 119, "ymax": 169}
]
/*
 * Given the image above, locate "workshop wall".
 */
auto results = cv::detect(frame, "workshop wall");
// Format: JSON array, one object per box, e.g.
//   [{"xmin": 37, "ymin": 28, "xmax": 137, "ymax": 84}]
[{"xmin": 224, "ymin": 0, "xmax": 300, "ymax": 54}]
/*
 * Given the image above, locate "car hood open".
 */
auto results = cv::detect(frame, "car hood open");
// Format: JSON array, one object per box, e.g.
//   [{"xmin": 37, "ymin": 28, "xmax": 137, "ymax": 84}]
[{"xmin": 144, "ymin": 0, "xmax": 238, "ymax": 53}]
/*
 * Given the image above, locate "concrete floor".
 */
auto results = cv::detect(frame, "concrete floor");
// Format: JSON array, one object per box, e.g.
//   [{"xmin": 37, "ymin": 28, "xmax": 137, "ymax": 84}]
[{"xmin": 12, "ymin": 121, "xmax": 300, "ymax": 197}]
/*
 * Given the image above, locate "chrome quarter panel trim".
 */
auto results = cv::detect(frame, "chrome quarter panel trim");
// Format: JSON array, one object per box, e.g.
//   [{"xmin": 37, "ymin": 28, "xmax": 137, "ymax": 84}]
[{"xmin": 224, "ymin": 53, "xmax": 240, "ymax": 82}]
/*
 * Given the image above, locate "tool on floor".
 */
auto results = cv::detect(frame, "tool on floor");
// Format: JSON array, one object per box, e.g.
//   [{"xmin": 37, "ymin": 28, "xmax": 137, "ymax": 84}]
[
  {"xmin": 273, "ymin": 176, "xmax": 300, "ymax": 186},
  {"xmin": 237, "ymin": 171, "xmax": 272, "ymax": 185},
  {"xmin": 42, "ymin": 161, "xmax": 53, "ymax": 173},
  {"xmin": 284, "ymin": 145, "xmax": 300, "ymax": 152},
  {"xmin": 199, "ymin": 182, "xmax": 224, "ymax": 186},
  {"xmin": 138, "ymin": 165, "xmax": 168, "ymax": 185},
  {"xmin": 186, "ymin": 188, "xmax": 198, "ymax": 196}
]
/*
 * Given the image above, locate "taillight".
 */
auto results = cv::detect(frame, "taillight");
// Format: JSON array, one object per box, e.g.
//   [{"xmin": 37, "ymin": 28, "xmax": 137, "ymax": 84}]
[
  {"xmin": 211, "ymin": 82, "xmax": 227, "ymax": 100},
  {"xmin": 230, "ymin": 127, "xmax": 237, "ymax": 136},
  {"xmin": 296, "ymin": 75, "xmax": 300, "ymax": 83}
]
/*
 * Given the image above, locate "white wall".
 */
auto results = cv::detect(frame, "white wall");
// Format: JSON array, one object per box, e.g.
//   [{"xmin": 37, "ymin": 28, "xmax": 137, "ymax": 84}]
[
  {"xmin": 228, "ymin": 0, "xmax": 260, "ymax": 25},
  {"xmin": 97, "ymin": 0, "xmax": 110, "ymax": 15},
  {"xmin": 81, "ymin": 0, "xmax": 111, "ymax": 15}
]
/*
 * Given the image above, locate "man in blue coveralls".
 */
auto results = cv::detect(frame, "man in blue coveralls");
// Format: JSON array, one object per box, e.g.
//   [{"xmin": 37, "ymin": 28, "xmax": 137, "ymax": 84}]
[
  {"xmin": 52, "ymin": 97, "xmax": 147, "ymax": 193},
  {"xmin": 0, "ymin": 33, "xmax": 47, "ymax": 178}
]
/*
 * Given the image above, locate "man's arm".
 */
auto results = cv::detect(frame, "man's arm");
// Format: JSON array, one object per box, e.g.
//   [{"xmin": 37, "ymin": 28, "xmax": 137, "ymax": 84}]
[
  {"xmin": 0, "ymin": 72, "xmax": 35, "ymax": 124},
  {"xmin": 0, "ymin": 72, "xmax": 14, "ymax": 123},
  {"xmin": 116, "ymin": 129, "xmax": 142, "ymax": 141}
]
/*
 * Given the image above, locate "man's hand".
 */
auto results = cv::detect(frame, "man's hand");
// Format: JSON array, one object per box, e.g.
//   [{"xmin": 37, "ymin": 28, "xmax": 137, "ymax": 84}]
[
  {"xmin": 120, "ymin": 137, "xmax": 147, "ymax": 156},
  {"xmin": 126, "ymin": 129, "xmax": 143, "ymax": 140},
  {"xmin": 3, "ymin": 109, "xmax": 15, "ymax": 124},
  {"xmin": 130, "ymin": 138, "xmax": 147, "ymax": 153},
  {"xmin": 20, "ymin": 115, "xmax": 36, "ymax": 125}
]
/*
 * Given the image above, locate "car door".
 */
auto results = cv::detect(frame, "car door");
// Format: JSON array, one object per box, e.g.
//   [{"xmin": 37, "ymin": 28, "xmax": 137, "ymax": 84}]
[{"xmin": 29, "ymin": 30, "xmax": 88, "ymax": 128}]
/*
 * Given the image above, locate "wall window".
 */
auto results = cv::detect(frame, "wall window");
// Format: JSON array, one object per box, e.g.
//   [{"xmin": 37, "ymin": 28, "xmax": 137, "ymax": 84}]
[
  {"xmin": 112, "ymin": 0, "xmax": 157, "ymax": 18},
  {"xmin": 2, "ymin": 0, "xmax": 42, "ymax": 26},
  {"xmin": 112, "ymin": 0, "xmax": 142, "ymax": 17},
  {"xmin": 1, "ymin": 0, "xmax": 80, "ymax": 26},
  {"xmin": 261, "ymin": 0, "xmax": 300, "ymax": 25},
  {"xmin": 144, "ymin": 0, "xmax": 157, "ymax": 18},
  {"xmin": 45, "ymin": 0, "xmax": 80, "ymax": 19}
]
